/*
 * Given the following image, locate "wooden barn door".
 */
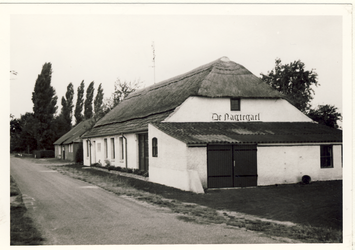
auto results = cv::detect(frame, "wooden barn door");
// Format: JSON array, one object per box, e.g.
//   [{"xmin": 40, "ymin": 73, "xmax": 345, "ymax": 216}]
[
  {"xmin": 207, "ymin": 145, "xmax": 233, "ymax": 188},
  {"xmin": 138, "ymin": 134, "xmax": 149, "ymax": 172},
  {"xmin": 207, "ymin": 144, "xmax": 257, "ymax": 188},
  {"xmin": 233, "ymin": 145, "xmax": 257, "ymax": 187}
]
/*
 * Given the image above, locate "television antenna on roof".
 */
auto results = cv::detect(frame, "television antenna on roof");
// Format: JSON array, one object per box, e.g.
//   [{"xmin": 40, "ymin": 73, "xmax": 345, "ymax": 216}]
[{"xmin": 151, "ymin": 41, "xmax": 155, "ymax": 84}]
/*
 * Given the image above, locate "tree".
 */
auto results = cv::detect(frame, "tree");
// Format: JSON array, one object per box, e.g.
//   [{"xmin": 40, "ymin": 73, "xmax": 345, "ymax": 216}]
[
  {"xmin": 60, "ymin": 83, "xmax": 74, "ymax": 129},
  {"xmin": 94, "ymin": 83, "xmax": 104, "ymax": 121},
  {"xmin": 84, "ymin": 81, "xmax": 95, "ymax": 120},
  {"xmin": 103, "ymin": 78, "xmax": 141, "ymax": 113},
  {"xmin": 74, "ymin": 80, "xmax": 85, "ymax": 125},
  {"xmin": 261, "ymin": 58, "xmax": 318, "ymax": 113},
  {"xmin": 10, "ymin": 113, "xmax": 38, "ymax": 153},
  {"xmin": 308, "ymin": 105, "xmax": 342, "ymax": 129},
  {"xmin": 10, "ymin": 114, "xmax": 22, "ymax": 152},
  {"xmin": 31, "ymin": 62, "xmax": 58, "ymax": 149}
]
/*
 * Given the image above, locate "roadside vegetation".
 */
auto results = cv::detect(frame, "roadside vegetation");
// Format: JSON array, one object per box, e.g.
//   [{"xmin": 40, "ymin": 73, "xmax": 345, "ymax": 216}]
[
  {"xmin": 10, "ymin": 176, "xmax": 44, "ymax": 245},
  {"xmin": 42, "ymin": 162, "xmax": 342, "ymax": 243}
]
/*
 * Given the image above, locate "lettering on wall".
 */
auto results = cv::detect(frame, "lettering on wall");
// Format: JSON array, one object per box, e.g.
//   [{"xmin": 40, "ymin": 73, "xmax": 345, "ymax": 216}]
[{"xmin": 212, "ymin": 113, "xmax": 261, "ymax": 122}]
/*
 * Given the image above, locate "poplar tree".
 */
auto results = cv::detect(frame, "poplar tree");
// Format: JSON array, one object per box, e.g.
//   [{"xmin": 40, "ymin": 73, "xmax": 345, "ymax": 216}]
[
  {"xmin": 84, "ymin": 81, "xmax": 95, "ymax": 120},
  {"xmin": 31, "ymin": 62, "xmax": 58, "ymax": 149},
  {"xmin": 74, "ymin": 80, "xmax": 85, "ymax": 125},
  {"xmin": 94, "ymin": 83, "xmax": 104, "ymax": 120},
  {"xmin": 60, "ymin": 82, "xmax": 74, "ymax": 129}
]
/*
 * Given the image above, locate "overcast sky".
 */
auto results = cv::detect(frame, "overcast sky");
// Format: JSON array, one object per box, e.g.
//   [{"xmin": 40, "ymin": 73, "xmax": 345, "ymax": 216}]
[{"xmin": 6, "ymin": 4, "xmax": 350, "ymax": 120}]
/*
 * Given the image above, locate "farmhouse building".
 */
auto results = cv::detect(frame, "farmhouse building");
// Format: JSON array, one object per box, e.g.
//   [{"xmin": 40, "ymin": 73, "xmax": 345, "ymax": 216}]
[
  {"xmin": 54, "ymin": 119, "xmax": 93, "ymax": 162},
  {"xmin": 82, "ymin": 57, "xmax": 342, "ymax": 193}
]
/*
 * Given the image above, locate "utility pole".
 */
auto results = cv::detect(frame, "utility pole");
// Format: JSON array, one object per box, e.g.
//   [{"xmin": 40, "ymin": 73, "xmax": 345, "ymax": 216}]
[{"xmin": 151, "ymin": 42, "xmax": 155, "ymax": 84}]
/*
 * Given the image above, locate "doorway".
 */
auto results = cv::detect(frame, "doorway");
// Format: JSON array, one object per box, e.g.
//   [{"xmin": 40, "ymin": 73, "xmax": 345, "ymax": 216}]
[
  {"xmin": 207, "ymin": 145, "xmax": 257, "ymax": 188},
  {"xmin": 138, "ymin": 134, "xmax": 149, "ymax": 172}
]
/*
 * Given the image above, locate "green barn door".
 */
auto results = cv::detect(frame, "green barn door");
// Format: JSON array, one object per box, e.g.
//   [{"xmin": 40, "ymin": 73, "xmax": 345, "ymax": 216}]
[{"xmin": 233, "ymin": 145, "xmax": 257, "ymax": 187}]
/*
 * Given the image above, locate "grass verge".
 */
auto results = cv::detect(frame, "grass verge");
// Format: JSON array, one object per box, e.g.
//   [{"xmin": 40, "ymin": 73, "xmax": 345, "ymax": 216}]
[
  {"xmin": 46, "ymin": 163, "xmax": 342, "ymax": 243},
  {"xmin": 10, "ymin": 176, "xmax": 44, "ymax": 245}
]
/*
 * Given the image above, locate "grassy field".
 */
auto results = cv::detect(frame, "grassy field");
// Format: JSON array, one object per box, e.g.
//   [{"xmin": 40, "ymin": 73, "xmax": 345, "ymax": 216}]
[
  {"xmin": 10, "ymin": 176, "xmax": 44, "ymax": 245},
  {"xmin": 40, "ymin": 161, "xmax": 342, "ymax": 243}
]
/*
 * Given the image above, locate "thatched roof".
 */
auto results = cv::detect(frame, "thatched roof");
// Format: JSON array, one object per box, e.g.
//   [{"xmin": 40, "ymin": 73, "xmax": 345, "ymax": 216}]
[
  {"xmin": 54, "ymin": 119, "xmax": 94, "ymax": 145},
  {"xmin": 86, "ymin": 57, "xmax": 285, "ymax": 138},
  {"xmin": 151, "ymin": 122, "xmax": 342, "ymax": 145}
]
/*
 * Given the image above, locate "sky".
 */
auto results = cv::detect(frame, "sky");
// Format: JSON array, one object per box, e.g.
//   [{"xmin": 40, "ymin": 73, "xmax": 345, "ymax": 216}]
[{"xmin": 5, "ymin": 4, "xmax": 350, "ymax": 121}]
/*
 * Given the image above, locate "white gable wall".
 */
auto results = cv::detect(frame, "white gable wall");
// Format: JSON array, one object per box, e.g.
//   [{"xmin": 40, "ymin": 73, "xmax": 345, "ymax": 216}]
[{"xmin": 164, "ymin": 96, "xmax": 312, "ymax": 123}]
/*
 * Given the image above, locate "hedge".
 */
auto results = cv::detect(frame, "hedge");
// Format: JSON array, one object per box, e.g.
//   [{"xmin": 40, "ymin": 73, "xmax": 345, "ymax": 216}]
[{"xmin": 33, "ymin": 150, "xmax": 54, "ymax": 158}]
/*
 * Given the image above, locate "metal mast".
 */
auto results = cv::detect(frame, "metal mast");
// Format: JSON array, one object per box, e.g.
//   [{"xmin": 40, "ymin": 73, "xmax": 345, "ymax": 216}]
[{"xmin": 151, "ymin": 42, "xmax": 155, "ymax": 84}]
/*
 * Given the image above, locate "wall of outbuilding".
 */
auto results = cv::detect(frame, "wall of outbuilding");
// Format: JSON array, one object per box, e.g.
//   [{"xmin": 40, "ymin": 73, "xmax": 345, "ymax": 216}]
[
  {"xmin": 148, "ymin": 124, "xmax": 205, "ymax": 193},
  {"xmin": 257, "ymin": 144, "xmax": 342, "ymax": 185},
  {"xmin": 54, "ymin": 145, "xmax": 61, "ymax": 159}
]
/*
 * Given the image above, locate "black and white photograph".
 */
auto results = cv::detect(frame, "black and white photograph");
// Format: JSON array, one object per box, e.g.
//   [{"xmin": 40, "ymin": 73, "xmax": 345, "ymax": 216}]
[{"xmin": 2, "ymin": 1, "xmax": 353, "ymax": 249}]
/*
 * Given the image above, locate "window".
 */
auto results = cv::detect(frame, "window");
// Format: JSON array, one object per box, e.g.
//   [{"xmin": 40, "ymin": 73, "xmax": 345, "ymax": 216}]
[
  {"xmin": 231, "ymin": 98, "xmax": 241, "ymax": 111},
  {"xmin": 320, "ymin": 145, "xmax": 333, "ymax": 168},
  {"xmin": 86, "ymin": 141, "xmax": 90, "ymax": 157},
  {"xmin": 104, "ymin": 139, "xmax": 108, "ymax": 158},
  {"xmin": 119, "ymin": 137, "xmax": 124, "ymax": 160},
  {"xmin": 152, "ymin": 137, "xmax": 158, "ymax": 157},
  {"xmin": 97, "ymin": 143, "xmax": 101, "ymax": 152},
  {"xmin": 111, "ymin": 138, "xmax": 115, "ymax": 159}
]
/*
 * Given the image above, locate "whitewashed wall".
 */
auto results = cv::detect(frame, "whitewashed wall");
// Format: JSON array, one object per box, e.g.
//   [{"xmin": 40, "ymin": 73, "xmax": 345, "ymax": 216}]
[
  {"xmin": 148, "ymin": 124, "xmax": 204, "ymax": 193},
  {"xmin": 186, "ymin": 147, "xmax": 207, "ymax": 188},
  {"xmin": 125, "ymin": 133, "xmax": 139, "ymax": 170},
  {"xmin": 257, "ymin": 144, "xmax": 342, "ymax": 185},
  {"xmin": 83, "ymin": 134, "xmax": 139, "ymax": 169},
  {"xmin": 164, "ymin": 96, "xmax": 311, "ymax": 123}
]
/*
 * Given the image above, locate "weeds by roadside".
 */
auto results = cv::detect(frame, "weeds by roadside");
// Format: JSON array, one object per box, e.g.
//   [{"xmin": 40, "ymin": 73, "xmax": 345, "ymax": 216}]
[
  {"xmin": 10, "ymin": 176, "xmax": 44, "ymax": 245},
  {"xmin": 45, "ymin": 164, "xmax": 342, "ymax": 243}
]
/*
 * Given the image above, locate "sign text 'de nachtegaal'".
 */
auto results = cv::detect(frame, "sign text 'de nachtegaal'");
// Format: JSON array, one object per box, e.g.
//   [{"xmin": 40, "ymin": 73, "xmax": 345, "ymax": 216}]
[{"xmin": 212, "ymin": 113, "xmax": 261, "ymax": 122}]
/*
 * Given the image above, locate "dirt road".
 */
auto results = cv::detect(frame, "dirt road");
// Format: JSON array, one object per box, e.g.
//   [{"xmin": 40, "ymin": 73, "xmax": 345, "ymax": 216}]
[{"xmin": 10, "ymin": 156, "xmax": 283, "ymax": 245}]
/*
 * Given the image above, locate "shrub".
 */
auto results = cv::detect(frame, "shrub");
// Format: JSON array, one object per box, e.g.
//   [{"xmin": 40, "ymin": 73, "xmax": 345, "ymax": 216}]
[
  {"xmin": 104, "ymin": 159, "xmax": 111, "ymax": 167},
  {"xmin": 127, "ymin": 169, "xmax": 133, "ymax": 173}
]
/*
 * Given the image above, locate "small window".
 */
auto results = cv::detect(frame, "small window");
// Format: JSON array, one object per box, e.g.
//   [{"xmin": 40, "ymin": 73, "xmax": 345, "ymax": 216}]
[
  {"xmin": 111, "ymin": 138, "xmax": 115, "ymax": 159},
  {"xmin": 152, "ymin": 137, "xmax": 158, "ymax": 157},
  {"xmin": 104, "ymin": 139, "xmax": 108, "ymax": 158},
  {"xmin": 119, "ymin": 137, "xmax": 124, "ymax": 160},
  {"xmin": 231, "ymin": 98, "xmax": 241, "ymax": 111},
  {"xmin": 97, "ymin": 143, "xmax": 101, "ymax": 152},
  {"xmin": 86, "ymin": 141, "xmax": 90, "ymax": 157},
  {"xmin": 320, "ymin": 145, "xmax": 333, "ymax": 168}
]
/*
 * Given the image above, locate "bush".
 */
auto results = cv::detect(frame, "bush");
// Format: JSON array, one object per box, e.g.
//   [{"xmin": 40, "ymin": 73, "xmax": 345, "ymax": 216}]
[
  {"xmin": 105, "ymin": 159, "xmax": 111, "ymax": 167},
  {"xmin": 33, "ymin": 150, "xmax": 54, "ymax": 158}
]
